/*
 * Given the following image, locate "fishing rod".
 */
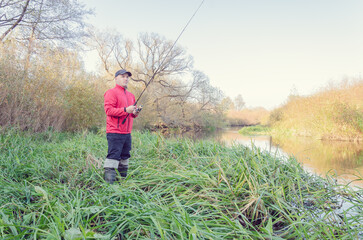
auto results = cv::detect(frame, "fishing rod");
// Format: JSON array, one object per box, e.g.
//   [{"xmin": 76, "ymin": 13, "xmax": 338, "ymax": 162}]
[{"xmin": 122, "ymin": 0, "xmax": 205, "ymax": 124}]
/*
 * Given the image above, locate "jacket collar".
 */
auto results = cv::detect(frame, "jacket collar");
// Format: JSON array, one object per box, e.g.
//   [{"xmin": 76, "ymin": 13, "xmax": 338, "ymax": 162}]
[{"xmin": 116, "ymin": 84, "xmax": 127, "ymax": 91}]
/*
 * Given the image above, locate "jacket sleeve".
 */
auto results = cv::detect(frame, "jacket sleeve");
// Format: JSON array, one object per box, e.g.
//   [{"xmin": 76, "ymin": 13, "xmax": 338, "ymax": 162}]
[{"xmin": 104, "ymin": 91, "xmax": 128, "ymax": 117}]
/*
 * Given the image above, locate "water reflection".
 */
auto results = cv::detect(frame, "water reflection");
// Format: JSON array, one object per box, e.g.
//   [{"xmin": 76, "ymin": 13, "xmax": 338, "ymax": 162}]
[
  {"xmin": 273, "ymin": 136, "xmax": 363, "ymax": 187},
  {"xmin": 218, "ymin": 127, "xmax": 363, "ymax": 187},
  {"xmin": 170, "ymin": 127, "xmax": 363, "ymax": 187}
]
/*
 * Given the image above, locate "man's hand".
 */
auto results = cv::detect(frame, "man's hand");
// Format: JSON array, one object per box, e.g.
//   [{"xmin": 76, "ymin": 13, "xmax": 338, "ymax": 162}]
[
  {"xmin": 126, "ymin": 105, "xmax": 136, "ymax": 113},
  {"xmin": 132, "ymin": 105, "xmax": 142, "ymax": 115}
]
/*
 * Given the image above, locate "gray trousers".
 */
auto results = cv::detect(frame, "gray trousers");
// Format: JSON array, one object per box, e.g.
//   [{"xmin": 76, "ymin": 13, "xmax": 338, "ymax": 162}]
[{"xmin": 104, "ymin": 133, "xmax": 131, "ymax": 174}]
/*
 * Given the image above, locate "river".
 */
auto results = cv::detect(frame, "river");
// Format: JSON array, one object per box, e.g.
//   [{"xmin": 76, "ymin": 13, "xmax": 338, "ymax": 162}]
[{"xmin": 172, "ymin": 126, "xmax": 363, "ymax": 188}]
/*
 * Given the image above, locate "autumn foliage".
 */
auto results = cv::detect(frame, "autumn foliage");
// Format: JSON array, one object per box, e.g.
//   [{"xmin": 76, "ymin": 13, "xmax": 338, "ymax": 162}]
[
  {"xmin": 0, "ymin": 41, "xmax": 105, "ymax": 132},
  {"xmin": 268, "ymin": 80, "xmax": 363, "ymax": 141}
]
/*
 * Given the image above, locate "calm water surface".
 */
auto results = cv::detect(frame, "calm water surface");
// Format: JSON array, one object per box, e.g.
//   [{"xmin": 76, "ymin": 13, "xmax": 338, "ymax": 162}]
[{"xmin": 175, "ymin": 127, "xmax": 363, "ymax": 187}]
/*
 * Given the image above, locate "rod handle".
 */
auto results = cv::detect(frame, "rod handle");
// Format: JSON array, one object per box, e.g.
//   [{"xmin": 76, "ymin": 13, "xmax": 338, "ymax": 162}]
[{"xmin": 122, "ymin": 114, "xmax": 129, "ymax": 124}]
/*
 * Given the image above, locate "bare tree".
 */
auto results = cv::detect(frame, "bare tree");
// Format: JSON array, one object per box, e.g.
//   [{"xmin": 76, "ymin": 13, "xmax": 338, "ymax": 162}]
[
  {"xmin": 89, "ymin": 30, "xmax": 225, "ymax": 129},
  {"xmin": 87, "ymin": 29, "xmax": 133, "ymax": 78},
  {"xmin": 234, "ymin": 94, "xmax": 245, "ymax": 111},
  {"xmin": 220, "ymin": 97, "xmax": 235, "ymax": 111},
  {"xmin": 190, "ymin": 71, "xmax": 222, "ymax": 111},
  {"xmin": 1, "ymin": 0, "xmax": 92, "ymax": 73},
  {"xmin": 134, "ymin": 32, "xmax": 193, "ymax": 87},
  {"xmin": 0, "ymin": 0, "xmax": 31, "ymax": 41},
  {"xmin": 0, "ymin": 0, "xmax": 92, "ymax": 44}
]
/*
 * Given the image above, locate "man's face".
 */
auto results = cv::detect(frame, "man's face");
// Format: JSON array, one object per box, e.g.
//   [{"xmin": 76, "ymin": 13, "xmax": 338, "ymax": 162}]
[{"xmin": 115, "ymin": 73, "xmax": 130, "ymax": 88}]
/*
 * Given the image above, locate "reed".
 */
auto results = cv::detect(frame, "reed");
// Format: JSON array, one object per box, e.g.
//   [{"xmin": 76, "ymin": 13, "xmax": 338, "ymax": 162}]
[
  {"xmin": 0, "ymin": 130, "xmax": 362, "ymax": 239},
  {"xmin": 226, "ymin": 108, "xmax": 269, "ymax": 127},
  {"xmin": 269, "ymin": 80, "xmax": 363, "ymax": 141}
]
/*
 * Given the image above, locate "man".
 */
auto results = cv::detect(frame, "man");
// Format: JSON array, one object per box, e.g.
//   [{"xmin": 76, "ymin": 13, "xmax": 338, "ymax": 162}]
[{"xmin": 103, "ymin": 69, "xmax": 140, "ymax": 184}]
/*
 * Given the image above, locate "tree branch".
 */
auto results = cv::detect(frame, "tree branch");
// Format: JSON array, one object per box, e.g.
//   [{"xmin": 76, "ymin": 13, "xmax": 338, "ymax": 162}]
[{"xmin": 0, "ymin": 0, "xmax": 30, "ymax": 42}]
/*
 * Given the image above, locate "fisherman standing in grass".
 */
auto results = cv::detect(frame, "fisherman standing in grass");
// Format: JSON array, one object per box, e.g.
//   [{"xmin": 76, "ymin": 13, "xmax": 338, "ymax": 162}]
[{"xmin": 103, "ymin": 69, "xmax": 140, "ymax": 184}]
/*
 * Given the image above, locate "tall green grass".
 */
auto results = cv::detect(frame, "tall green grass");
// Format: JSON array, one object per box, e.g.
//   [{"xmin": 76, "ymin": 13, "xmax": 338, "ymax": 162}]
[
  {"xmin": 238, "ymin": 126, "xmax": 270, "ymax": 136},
  {"xmin": 0, "ymin": 130, "xmax": 362, "ymax": 239}
]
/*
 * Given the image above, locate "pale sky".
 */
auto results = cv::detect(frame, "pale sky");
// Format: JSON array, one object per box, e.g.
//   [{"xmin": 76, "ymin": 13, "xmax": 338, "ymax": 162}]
[{"xmin": 81, "ymin": 0, "xmax": 363, "ymax": 110}]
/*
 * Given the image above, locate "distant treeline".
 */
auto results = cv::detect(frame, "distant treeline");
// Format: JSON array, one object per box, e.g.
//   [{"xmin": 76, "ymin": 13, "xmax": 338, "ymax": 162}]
[{"xmin": 226, "ymin": 108, "xmax": 269, "ymax": 126}]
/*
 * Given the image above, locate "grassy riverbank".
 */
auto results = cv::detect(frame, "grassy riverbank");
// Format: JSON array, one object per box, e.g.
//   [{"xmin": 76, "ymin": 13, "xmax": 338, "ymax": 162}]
[
  {"xmin": 238, "ymin": 125, "xmax": 270, "ymax": 136},
  {"xmin": 0, "ymin": 130, "xmax": 362, "ymax": 239}
]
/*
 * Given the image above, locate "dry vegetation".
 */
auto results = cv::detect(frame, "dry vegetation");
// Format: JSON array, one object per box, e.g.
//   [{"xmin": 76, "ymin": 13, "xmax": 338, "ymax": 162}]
[
  {"xmin": 0, "ymin": 41, "xmax": 106, "ymax": 132},
  {"xmin": 0, "ymin": 37, "xmax": 228, "ymax": 132},
  {"xmin": 226, "ymin": 107, "xmax": 270, "ymax": 126},
  {"xmin": 0, "ymin": 35, "xmax": 227, "ymax": 132},
  {"xmin": 269, "ymin": 80, "xmax": 363, "ymax": 141}
]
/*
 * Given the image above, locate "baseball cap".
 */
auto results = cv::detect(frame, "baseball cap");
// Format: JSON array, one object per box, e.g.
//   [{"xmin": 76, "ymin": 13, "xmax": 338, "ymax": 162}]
[{"xmin": 115, "ymin": 69, "xmax": 132, "ymax": 77}]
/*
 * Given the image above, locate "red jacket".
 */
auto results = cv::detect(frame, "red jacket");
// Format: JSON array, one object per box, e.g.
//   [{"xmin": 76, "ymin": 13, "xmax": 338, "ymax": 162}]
[{"xmin": 104, "ymin": 85, "xmax": 137, "ymax": 134}]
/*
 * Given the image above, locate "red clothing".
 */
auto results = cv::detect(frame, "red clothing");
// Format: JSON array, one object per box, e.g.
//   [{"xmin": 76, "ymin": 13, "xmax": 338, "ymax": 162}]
[{"xmin": 104, "ymin": 85, "xmax": 137, "ymax": 134}]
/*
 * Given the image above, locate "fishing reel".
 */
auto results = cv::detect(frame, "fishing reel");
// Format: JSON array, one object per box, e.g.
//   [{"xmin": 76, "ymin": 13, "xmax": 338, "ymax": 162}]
[{"xmin": 135, "ymin": 105, "xmax": 143, "ymax": 113}]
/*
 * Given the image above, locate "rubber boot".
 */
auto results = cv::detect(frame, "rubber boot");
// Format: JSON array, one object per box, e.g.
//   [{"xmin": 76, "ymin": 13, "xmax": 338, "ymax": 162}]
[
  {"xmin": 117, "ymin": 165, "xmax": 128, "ymax": 178},
  {"xmin": 117, "ymin": 159, "xmax": 129, "ymax": 180},
  {"xmin": 104, "ymin": 168, "xmax": 116, "ymax": 184}
]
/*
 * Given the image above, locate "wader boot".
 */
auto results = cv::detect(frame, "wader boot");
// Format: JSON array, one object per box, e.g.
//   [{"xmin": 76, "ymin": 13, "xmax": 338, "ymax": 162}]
[
  {"xmin": 104, "ymin": 158, "xmax": 119, "ymax": 184},
  {"xmin": 117, "ymin": 159, "xmax": 129, "ymax": 179},
  {"xmin": 104, "ymin": 168, "xmax": 116, "ymax": 184}
]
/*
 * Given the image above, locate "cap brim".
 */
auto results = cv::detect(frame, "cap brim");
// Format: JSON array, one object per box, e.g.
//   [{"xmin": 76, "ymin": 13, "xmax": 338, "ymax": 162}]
[{"xmin": 115, "ymin": 71, "xmax": 132, "ymax": 77}]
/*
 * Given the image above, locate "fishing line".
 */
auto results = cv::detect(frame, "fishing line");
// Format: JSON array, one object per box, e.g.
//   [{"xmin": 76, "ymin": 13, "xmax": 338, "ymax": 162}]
[{"xmin": 122, "ymin": 0, "xmax": 205, "ymax": 124}]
